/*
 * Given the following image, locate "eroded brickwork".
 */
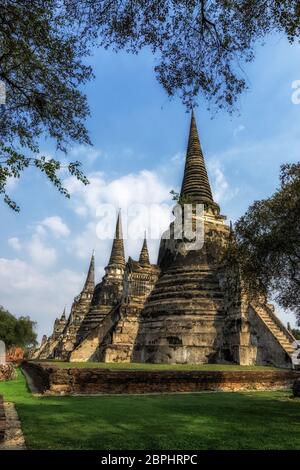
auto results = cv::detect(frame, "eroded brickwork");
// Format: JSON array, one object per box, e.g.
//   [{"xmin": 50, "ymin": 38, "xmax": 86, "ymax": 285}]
[{"xmin": 23, "ymin": 362, "xmax": 300, "ymax": 395}]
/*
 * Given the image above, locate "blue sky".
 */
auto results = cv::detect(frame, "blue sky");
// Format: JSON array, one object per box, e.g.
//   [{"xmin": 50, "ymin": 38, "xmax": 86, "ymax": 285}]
[{"xmin": 1, "ymin": 34, "xmax": 300, "ymax": 338}]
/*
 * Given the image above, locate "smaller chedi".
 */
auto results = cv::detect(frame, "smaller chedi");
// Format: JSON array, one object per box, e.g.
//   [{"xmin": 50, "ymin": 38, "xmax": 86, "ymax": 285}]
[{"xmin": 36, "ymin": 112, "xmax": 299, "ymax": 368}]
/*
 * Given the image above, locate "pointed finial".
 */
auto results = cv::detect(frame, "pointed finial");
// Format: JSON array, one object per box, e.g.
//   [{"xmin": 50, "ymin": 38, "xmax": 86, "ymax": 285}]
[
  {"xmin": 180, "ymin": 111, "xmax": 217, "ymax": 208},
  {"xmin": 139, "ymin": 234, "xmax": 150, "ymax": 265},
  {"xmin": 83, "ymin": 251, "xmax": 95, "ymax": 292},
  {"xmin": 61, "ymin": 306, "xmax": 66, "ymax": 320},
  {"xmin": 107, "ymin": 210, "xmax": 125, "ymax": 267}
]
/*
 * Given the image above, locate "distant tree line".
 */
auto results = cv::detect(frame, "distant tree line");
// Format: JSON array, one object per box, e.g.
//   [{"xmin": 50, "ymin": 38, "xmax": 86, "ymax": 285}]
[{"xmin": 0, "ymin": 305, "xmax": 37, "ymax": 349}]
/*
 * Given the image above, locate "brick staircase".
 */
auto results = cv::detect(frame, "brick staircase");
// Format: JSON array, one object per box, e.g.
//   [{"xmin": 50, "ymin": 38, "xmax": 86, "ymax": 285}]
[
  {"xmin": 102, "ymin": 303, "xmax": 142, "ymax": 362},
  {"xmin": 76, "ymin": 304, "xmax": 113, "ymax": 342},
  {"xmin": 251, "ymin": 303, "xmax": 298, "ymax": 360},
  {"xmin": 70, "ymin": 304, "xmax": 121, "ymax": 362}
]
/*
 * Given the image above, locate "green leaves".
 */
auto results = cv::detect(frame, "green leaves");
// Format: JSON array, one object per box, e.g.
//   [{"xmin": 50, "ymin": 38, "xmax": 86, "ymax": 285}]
[
  {"xmin": 170, "ymin": 189, "xmax": 193, "ymax": 205},
  {"xmin": 234, "ymin": 162, "xmax": 300, "ymax": 323},
  {"xmin": 0, "ymin": 305, "xmax": 37, "ymax": 348},
  {"xmin": 2, "ymin": 1, "xmax": 300, "ymax": 210},
  {"xmin": 0, "ymin": 142, "xmax": 89, "ymax": 211},
  {"xmin": 66, "ymin": 0, "xmax": 297, "ymax": 110},
  {"xmin": 0, "ymin": 1, "xmax": 92, "ymax": 210}
]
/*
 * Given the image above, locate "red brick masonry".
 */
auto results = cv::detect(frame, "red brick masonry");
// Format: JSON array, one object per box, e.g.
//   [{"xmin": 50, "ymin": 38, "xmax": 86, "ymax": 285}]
[
  {"xmin": 23, "ymin": 361, "xmax": 300, "ymax": 395},
  {"xmin": 0, "ymin": 395, "xmax": 6, "ymax": 441}
]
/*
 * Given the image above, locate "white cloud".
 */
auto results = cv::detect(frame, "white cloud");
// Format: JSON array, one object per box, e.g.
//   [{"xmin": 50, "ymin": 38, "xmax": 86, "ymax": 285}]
[
  {"xmin": 27, "ymin": 234, "xmax": 57, "ymax": 268},
  {"xmin": 35, "ymin": 225, "xmax": 47, "ymax": 236},
  {"xmin": 69, "ymin": 144, "xmax": 103, "ymax": 164},
  {"xmin": 106, "ymin": 170, "xmax": 170, "ymax": 206},
  {"xmin": 0, "ymin": 257, "xmax": 85, "ymax": 337},
  {"xmin": 6, "ymin": 176, "xmax": 18, "ymax": 191},
  {"xmin": 170, "ymin": 152, "xmax": 185, "ymax": 165},
  {"xmin": 208, "ymin": 160, "xmax": 239, "ymax": 204},
  {"xmin": 40, "ymin": 216, "xmax": 70, "ymax": 238},
  {"xmin": 65, "ymin": 170, "xmax": 171, "ymax": 215},
  {"xmin": 64, "ymin": 169, "xmax": 172, "ymax": 260},
  {"xmin": 8, "ymin": 237, "xmax": 21, "ymax": 252},
  {"xmin": 74, "ymin": 205, "xmax": 88, "ymax": 217},
  {"xmin": 233, "ymin": 124, "xmax": 245, "ymax": 137},
  {"xmin": 68, "ymin": 221, "xmax": 100, "ymax": 261}
]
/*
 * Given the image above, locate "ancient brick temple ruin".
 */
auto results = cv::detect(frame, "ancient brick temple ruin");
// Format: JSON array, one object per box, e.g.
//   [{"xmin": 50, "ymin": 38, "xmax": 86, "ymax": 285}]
[{"xmin": 36, "ymin": 113, "xmax": 299, "ymax": 367}]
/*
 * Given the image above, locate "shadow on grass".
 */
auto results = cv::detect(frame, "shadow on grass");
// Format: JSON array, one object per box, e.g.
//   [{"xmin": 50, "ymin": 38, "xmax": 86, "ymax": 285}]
[
  {"xmin": 16, "ymin": 391, "xmax": 300, "ymax": 450},
  {"xmin": 1, "ymin": 370, "xmax": 300, "ymax": 450}
]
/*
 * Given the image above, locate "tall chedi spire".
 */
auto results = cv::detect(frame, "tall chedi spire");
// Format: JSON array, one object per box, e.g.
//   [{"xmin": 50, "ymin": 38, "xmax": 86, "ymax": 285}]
[
  {"xmin": 134, "ymin": 112, "xmax": 230, "ymax": 365},
  {"xmin": 108, "ymin": 211, "xmax": 125, "ymax": 268},
  {"xmin": 83, "ymin": 251, "xmax": 95, "ymax": 292},
  {"xmin": 139, "ymin": 234, "xmax": 150, "ymax": 265},
  {"xmin": 180, "ymin": 111, "xmax": 218, "ymax": 211}
]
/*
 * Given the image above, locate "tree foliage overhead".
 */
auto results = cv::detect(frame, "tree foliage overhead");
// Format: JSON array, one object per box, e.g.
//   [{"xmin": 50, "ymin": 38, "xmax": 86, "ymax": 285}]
[
  {"xmin": 234, "ymin": 163, "xmax": 300, "ymax": 324},
  {"xmin": 1, "ymin": 1, "xmax": 300, "ymax": 210},
  {"xmin": 65, "ymin": 0, "xmax": 300, "ymax": 109},
  {"xmin": 0, "ymin": 305, "xmax": 37, "ymax": 348},
  {"xmin": 0, "ymin": 0, "xmax": 91, "ymax": 211}
]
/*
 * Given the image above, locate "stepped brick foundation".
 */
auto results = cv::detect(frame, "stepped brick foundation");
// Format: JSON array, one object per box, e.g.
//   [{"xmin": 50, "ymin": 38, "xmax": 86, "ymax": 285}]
[{"xmin": 23, "ymin": 361, "xmax": 300, "ymax": 395}]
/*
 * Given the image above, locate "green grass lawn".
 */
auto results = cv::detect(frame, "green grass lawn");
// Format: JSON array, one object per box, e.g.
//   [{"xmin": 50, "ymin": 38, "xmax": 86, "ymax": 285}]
[
  {"xmin": 0, "ymin": 368, "xmax": 299, "ymax": 450},
  {"xmin": 36, "ymin": 361, "xmax": 277, "ymax": 371}
]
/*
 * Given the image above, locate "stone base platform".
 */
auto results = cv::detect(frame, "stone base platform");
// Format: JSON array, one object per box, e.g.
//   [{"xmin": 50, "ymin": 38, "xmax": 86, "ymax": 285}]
[{"xmin": 23, "ymin": 361, "xmax": 300, "ymax": 396}]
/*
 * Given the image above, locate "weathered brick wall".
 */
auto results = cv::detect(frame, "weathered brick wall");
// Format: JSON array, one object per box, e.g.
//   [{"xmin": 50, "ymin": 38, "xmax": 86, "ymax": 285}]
[
  {"xmin": 24, "ymin": 361, "xmax": 300, "ymax": 395},
  {"xmin": 0, "ymin": 364, "xmax": 16, "ymax": 381},
  {"xmin": 0, "ymin": 395, "xmax": 6, "ymax": 442}
]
